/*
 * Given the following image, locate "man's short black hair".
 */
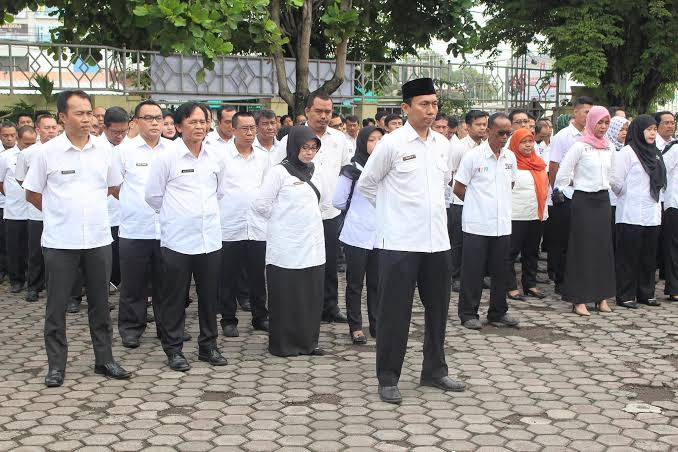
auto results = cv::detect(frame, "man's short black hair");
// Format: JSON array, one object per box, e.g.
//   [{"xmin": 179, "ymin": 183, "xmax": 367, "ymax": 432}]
[
  {"xmin": 306, "ymin": 91, "xmax": 331, "ymax": 108},
  {"xmin": 134, "ymin": 100, "xmax": 162, "ymax": 118},
  {"xmin": 280, "ymin": 114, "xmax": 291, "ymax": 124},
  {"xmin": 608, "ymin": 106, "xmax": 624, "ymax": 116},
  {"xmin": 255, "ymin": 109, "xmax": 277, "ymax": 125},
  {"xmin": 16, "ymin": 112, "xmax": 33, "ymax": 122},
  {"xmin": 655, "ymin": 111, "xmax": 673, "ymax": 124},
  {"xmin": 508, "ymin": 109, "xmax": 528, "ymax": 122},
  {"xmin": 465, "ymin": 110, "xmax": 489, "ymax": 125},
  {"xmin": 215, "ymin": 105, "xmax": 237, "ymax": 122},
  {"xmin": 447, "ymin": 117, "xmax": 459, "ymax": 129},
  {"xmin": 17, "ymin": 125, "xmax": 36, "ymax": 139},
  {"xmin": 0, "ymin": 122, "xmax": 16, "ymax": 132},
  {"xmin": 488, "ymin": 112, "xmax": 510, "ymax": 128},
  {"xmin": 384, "ymin": 114, "xmax": 402, "ymax": 126},
  {"xmin": 174, "ymin": 102, "xmax": 209, "ymax": 124},
  {"xmin": 574, "ymin": 96, "xmax": 595, "ymax": 107},
  {"xmin": 56, "ymin": 90, "xmax": 92, "ymax": 115},
  {"xmin": 535, "ymin": 119, "xmax": 551, "ymax": 135},
  {"xmin": 35, "ymin": 113, "xmax": 55, "ymax": 127},
  {"xmin": 103, "ymin": 107, "xmax": 130, "ymax": 127},
  {"xmin": 232, "ymin": 111, "xmax": 255, "ymax": 129},
  {"xmin": 362, "ymin": 118, "xmax": 375, "ymax": 127},
  {"xmin": 375, "ymin": 110, "xmax": 388, "ymax": 121},
  {"xmin": 434, "ymin": 112, "xmax": 448, "ymax": 122}
]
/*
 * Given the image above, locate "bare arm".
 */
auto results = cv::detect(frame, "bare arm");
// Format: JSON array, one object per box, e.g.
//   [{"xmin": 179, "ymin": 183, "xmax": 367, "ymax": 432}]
[
  {"xmin": 109, "ymin": 186, "xmax": 120, "ymax": 199},
  {"xmin": 548, "ymin": 161, "xmax": 559, "ymax": 188},
  {"xmin": 26, "ymin": 190, "xmax": 42, "ymax": 211},
  {"xmin": 452, "ymin": 181, "xmax": 466, "ymax": 201}
]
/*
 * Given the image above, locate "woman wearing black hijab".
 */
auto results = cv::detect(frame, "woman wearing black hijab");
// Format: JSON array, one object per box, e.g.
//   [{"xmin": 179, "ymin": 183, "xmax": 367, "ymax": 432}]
[
  {"xmin": 253, "ymin": 126, "xmax": 326, "ymax": 356},
  {"xmin": 332, "ymin": 126, "xmax": 385, "ymax": 344},
  {"xmin": 611, "ymin": 115, "xmax": 667, "ymax": 309}
]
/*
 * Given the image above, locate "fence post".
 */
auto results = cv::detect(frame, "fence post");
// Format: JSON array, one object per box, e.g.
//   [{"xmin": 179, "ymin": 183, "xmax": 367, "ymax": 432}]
[
  {"xmin": 122, "ymin": 45, "xmax": 127, "ymax": 95},
  {"xmin": 8, "ymin": 42, "xmax": 12, "ymax": 94}
]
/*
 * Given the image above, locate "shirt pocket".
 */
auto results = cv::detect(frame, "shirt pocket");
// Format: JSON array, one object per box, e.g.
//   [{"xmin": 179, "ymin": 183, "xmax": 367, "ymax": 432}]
[{"xmin": 394, "ymin": 159, "xmax": 417, "ymax": 173}]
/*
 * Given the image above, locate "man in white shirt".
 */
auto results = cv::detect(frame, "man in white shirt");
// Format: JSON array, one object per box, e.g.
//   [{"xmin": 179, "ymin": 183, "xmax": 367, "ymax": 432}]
[
  {"xmin": 16, "ymin": 114, "xmax": 59, "ymax": 302},
  {"xmin": 0, "ymin": 122, "xmax": 17, "ymax": 150},
  {"xmin": 23, "ymin": 90, "xmax": 130, "ymax": 387},
  {"xmin": 0, "ymin": 122, "xmax": 15, "ymax": 282},
  {"xmin": 0, "ymin": 125, "xmax": 35, "ymax": 293},
  {"xmin": 145, "ymin": 102, "xmax": 228, "ymax": 372},
  {"xmin": 385, "ymin": 114, "xmax": 404, "ymax": 133},
  {"xmin": 216, "ymin": 112, "xmax": 270, "ymax": 338},
  {"xmin": 16, "ymin": 113, "xmax": 34, "ymax": 129},
  {"xmin": 509, "ymin": 109, "xmax": 530, "ymax": 132},
  {"xmin": 254, "ymin": 109, "xmax": 284, "ymax": 171},
  {"xmin": 111, "ymin": 100, "xmax": 171, "ymax": 349},
  {"xmin": 278, "ymin": 92, "xmax": 351, "ymax": 323},
  {"xmin": 655, "ymin": 111, "xmax": 676, "ymax": 151},
  {"xmin": 100, "ymin": 107, "xmax": 130, "ymax": 293},
  {"xmin": 358, "ymin": 78, "xmax": 465, "ymax": 404},
  {"xmin": 345, "ymin": 115, "xmax": 359, "ymax": 153},
  {"xmin": 93, "ymin": 106, "xmax": 106, "ymax": 128},
  {"xmin": 447, "ymin": 117, "xmax": 459, "ymax": 142},
  {"xmin": 448, "ymin": 110, "xmax": 488, "ymax": 292},
  {"xmin": 453, "ymin": 113, "xmax": 520, "ymax": 330},
  {"xmin": 205, "ymin": 105, "xmax": 236, "ymax": 147},
  {"xmin": 546, "ymin": 96, "xmax": 593, "ymax": 292}
]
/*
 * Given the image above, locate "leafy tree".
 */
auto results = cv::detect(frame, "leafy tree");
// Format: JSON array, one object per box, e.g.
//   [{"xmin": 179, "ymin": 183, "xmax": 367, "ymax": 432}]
[{"xmin": 477, "ymin": 0, "xmax": 678, "ymax": 113}]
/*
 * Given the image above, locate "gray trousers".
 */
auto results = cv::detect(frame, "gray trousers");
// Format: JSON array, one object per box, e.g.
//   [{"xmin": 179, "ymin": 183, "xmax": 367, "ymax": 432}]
[{"xmin": 43, "ymin": 246, "xmax": 114, "ymax": 370}]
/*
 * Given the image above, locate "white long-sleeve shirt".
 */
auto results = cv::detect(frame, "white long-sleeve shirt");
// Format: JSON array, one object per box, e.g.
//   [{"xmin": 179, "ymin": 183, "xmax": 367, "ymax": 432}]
[
  {"xmin": 549, "ymin": 124, "xmax": 583, "ymax": 199},
  {"xmin": 332, "ymin": 167, "xmax": 377, "ymax": 250},
  {"xmin": 611, "ymin": 144, "xmax": 662, "ymax": 226},
  {"xmin": 357, "ymin": 122, "xmax": 452, "ymax": 252},
  {"xmin": 145, "ymin": 139, "xmax": 226, "ymax": 255},
  {"xmin": 252, "ymin": 164, "xmax": 325, "ymax": 268},
  {"xmin": 554, "ymin": 141, "xmax": 614, "ymax": 194}
]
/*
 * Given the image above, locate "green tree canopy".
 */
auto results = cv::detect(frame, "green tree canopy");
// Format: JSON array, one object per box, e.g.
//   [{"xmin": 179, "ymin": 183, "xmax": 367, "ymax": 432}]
[{"xmin": 477, "ymin": 0, "xmax": 678, "ymax": 113}]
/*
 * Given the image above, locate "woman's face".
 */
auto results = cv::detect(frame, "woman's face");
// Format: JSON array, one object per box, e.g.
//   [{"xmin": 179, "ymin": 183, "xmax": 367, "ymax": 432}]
[
  {"xmin": 366, "ymin": 130, "xmax": 384, "ymax": 155},
  {"xmin": 163, "ymin": 116, "xmax": 176, "ymax": 138},
  {"xmin": 617, "ymin": 123, "xmax": 629, "ymax": 144},
  {"xmin": 593, "ymin": 117, "xmax": 610, "ymax": 139},
  {"xmin": 644, "ymin": 124, "xmax": 658, "ymax": 144},
  {"xmin": 298, "ymin": 139, "xmax": 319, "ymax": 163},
  {"xmin": 518, "ymin": 136, "xmax": 535, "ymax": 156}
]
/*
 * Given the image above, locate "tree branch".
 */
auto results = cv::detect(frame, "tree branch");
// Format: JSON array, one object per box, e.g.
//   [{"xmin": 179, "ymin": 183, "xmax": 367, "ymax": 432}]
[
  {"xmin": 317, "ymin": 0, "xmax": 352, "ymax": 95},
  {"xmin": 270, "ymin": 0, "xmax": 294, "ymax": 105}
]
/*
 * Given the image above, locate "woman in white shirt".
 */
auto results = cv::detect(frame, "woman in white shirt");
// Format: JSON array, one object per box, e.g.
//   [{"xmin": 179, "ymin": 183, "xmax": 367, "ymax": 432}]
[
  {"xmin": 506, "ymin": 129, "xmax": 549, "ymax": 301},
  {"xmin": 554, "ymin": 106, "xmax": 615, "ymax": 316},
  {"xmin": 332, "ymin": 126, "xmax": 384, "ymax": 344},
  {"xmin": 253, "ymin": 126, "xmax": 326, "ymax": 357},
  {"xmin": 605, "ymin": 116, "xmax": 630, "ymax": 244},
  {"xmin": 611, "ymin": 115, "xmax": 666, "ymax": 309}
]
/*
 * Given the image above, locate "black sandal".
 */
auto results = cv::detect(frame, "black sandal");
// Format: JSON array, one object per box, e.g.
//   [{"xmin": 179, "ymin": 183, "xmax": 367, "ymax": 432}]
[
  {"xmin": 507, "ymin": 292, "xmax": 526, "ymax": 302},
  {"xmin": 351, "ymin": 331, "xmax": 367, "ymax": 345},
  {"xmin": 524, "ymin": 288, "xmax": 546, "ymax": 299}
]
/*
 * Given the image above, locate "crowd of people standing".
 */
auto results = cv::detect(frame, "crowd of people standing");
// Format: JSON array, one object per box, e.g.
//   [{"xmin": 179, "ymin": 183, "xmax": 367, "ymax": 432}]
[{"xmin": 0, "ymin": 78, "xmax": 676, "ymax": 405}]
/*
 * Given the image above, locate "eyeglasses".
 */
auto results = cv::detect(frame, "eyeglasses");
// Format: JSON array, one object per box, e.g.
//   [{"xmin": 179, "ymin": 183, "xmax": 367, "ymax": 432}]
[
  {"xmin": 236, "ymin": 126, "xmax": 257, "ymax": 132},
  {"xmin": 301, "ymin": 145, "xmax": 319, "ymax": 151},
  {"xmin": 138, "ymin": 115, "xmax": 163, "ymax": 123},
  {"xmin": 496, "ymin": 130, "xmax": 512, "ymax": 137}
]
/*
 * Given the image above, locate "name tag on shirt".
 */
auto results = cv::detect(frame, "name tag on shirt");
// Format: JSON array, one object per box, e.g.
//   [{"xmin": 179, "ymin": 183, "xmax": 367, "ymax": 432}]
[
  {"xmin": 505, "ymin": 163, "xmax": 513, "ymax": 170},
  {"xmin": 477, "ymin": 166, "xmax": 489, "ymax": 173},
  {"xmin": 136, "ymin": 162, "xmax": 148, "ymax": 167},
  {"xmin": 403, "ymin": 155, "xmax": 416, "ymax": 161},
  {"xmin": 61, "ymin": 170, "xmax": 76, "ymax": 175},
  {"xmin": 293, "ymin": 181, "xmax": 305, "ymax": 185},
  {"xmin": 181, "ymin": 169, "xmax": 194, "ymax": 173}
]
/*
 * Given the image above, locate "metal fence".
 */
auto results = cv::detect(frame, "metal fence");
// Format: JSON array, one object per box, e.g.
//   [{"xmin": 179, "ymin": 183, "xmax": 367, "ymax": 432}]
[{"xmin": 0, "ymin": 40, "xmax": 570, "ymax": 112}]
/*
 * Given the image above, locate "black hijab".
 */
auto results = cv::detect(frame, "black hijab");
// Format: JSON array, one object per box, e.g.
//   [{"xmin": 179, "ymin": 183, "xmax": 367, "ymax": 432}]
[
  {"xmin": 626, "ymin": 114, "xmax": 667, "ymax": 202},
  {"xmin": 282, "ymin": 126, "xmax": 320, "ymax": 180},
  {"xmin": 340, "ymin": 126, "xmax": 385, "ymax": 181}
]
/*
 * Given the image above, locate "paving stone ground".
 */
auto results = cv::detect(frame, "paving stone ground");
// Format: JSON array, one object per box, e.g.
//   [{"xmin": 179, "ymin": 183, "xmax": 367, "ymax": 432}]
[{"xmin": 2, "ymin": 261, "xmax": 678, "ymax": 451}]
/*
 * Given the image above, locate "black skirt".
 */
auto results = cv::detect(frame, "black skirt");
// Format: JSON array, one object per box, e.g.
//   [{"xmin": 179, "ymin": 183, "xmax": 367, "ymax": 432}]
[
  {"xmin": 266, "ymin": 264, "xmax": 324, "ymax": 357},
  {"xmin": 561, "ymin": 190, "xmax": 616, "ymax": 304}
]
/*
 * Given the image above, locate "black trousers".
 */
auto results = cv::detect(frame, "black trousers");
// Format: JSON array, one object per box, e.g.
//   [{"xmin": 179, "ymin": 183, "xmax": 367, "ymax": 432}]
[
  {"xmin": 6, "ymin": 219, "xmax": 27, "ymax": 285},
  {"xmin": 657, "ymin": 206, "xmax": 666, "ymax": 279},
  {"xmin": 118, "ymin": 238, "xmax": 163, "ymax": 340},
  {"xmin": 27, "ymin": 220, "xmax": 44, "ymax": 292},
  {"xmin": 343, "ymin": 244, "xmax": 379, "ymax": 335},
  {"xmin": 110, "ymin": 226, "xmax": 121, "ymax": 286},
  {"xmin": 448, "ymin": 204, "xmax": 463, "ymax": 280},
  {"xmin": 664, "ymin": 208, "xmax": 678, "ymax": 296},
  {"xmin": 458, "ymin": 233, "xmax": 510, "ymax": 322},
  {"xmin": 157, "ymin": 247, "xmax": 220, "ymax": 355},
  {"xmin": 615, "ymin": 223, "xmax": 659, "ymax": 302},
  {"xmin": 43, "ymin": 246, "xmax": 113, "ymax": 370},
  {"xmin": 219, "ymin": 240, "xmax": 267, "ymax": 326},
  {"xmin": 507, "ymin": 220, "xmax": 543, "ymax": 292},
  {"xmin": 546, "ymin": 198, "xmax": 571, "ymax": 284},
  {"xmin": 0, "ymin": 208, "xmax": 6, "ymax": 275},
  {"xmin": 376, "ymin": 249, "xmax": 451, "ymax": 387},
  {"xmin": 322, "ymin": 216, "xmax": 341, "ymax": 316}
]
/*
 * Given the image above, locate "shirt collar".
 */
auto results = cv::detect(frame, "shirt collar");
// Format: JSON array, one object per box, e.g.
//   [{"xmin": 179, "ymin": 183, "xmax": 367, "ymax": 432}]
[
  {"xmin": 253, "ymin": 136, "xmax": 278, "ymax": 151},
  {"xmin": 62, "ymin": 133, "xmax": 96, "ymax": 152},
  {"xmin": 176, "ymin": 137, "xmax": 208, "ymax": 159},
  {"xmin": 568, "ymin": 123, "xmax": 583, "ymax": 137},
  {"xmin": 481, "ymin": 141, "xmax": 507, "ymax": 159},
  {"xmin": 403, "ymin": 121, "xmax": 437, "ymax": 144}
]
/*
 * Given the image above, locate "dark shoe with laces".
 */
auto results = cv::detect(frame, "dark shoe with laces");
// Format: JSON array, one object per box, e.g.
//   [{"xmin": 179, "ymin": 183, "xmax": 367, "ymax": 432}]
[
  {"xmin": 489, "ymin": 314, "xmax": 520, "ymax": 328},
  {"xmin": 420, "ymin": 376, "xmax": 466, "ymax": 392},
  {"xmin": 121, "ymin": 336, "xmax": 140, "ymax": 349},
  {"xmin": 252, "ymin": 319, "xmax": 269, "ymax": 332},
  {"xmin": 378, "ymin": 385, "xmax": 402, "ymax": 404},
  {"xmin": 44, "ymin": 368, "xmax": 64, "ymax": 387},
  {"xmin": 94, "ymin": 362, "xmax": 131, "ymax": 379},
  {"xmin": 198, "ymin": 348, "xmax": 227, "ymax": 366},
  {"xmin": 167, "ymin": 353, "xmax": 191, "ymax": 372},
  {"xmin": 462, "ymin": 319, "xmax": 482, "ymax": 330},
  {"xmin": 322, "ymin": 312, "xmax": 348, "ymax": 323},
  {"xmin": 617, "ymin": 300, "xmax": 639, "ymax": 309},
  {"xmin": 223, "ymin": 324, "xmax": 239, "ymax": 337}
]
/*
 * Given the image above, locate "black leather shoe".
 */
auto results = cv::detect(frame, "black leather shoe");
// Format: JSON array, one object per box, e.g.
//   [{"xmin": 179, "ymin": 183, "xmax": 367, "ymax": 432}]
[
  {"xmin": 252, "ymin": 319, "xmax": 269, "ymax": 332},
  {"xmin": 44, "ymin": 368, "xmax": 64, "ymax": 387},
  {"xmin": 223, "ymin": 324, "xmax": 239, "ymax": 337},
  {"xmin": 198, "ymin": 348, "xmax": 227, "ymax": 366},
  {"xmin": 25, "ymin": 290, "xmax": 39, "ymax": 302},
  {"xmin": 617, "ymin": 300, "xmax": 639, "ymax": 309},
  {"xmin": 451, "ymin": 279, "xmax": 460, "ymax": 293},
  {"xmin": 94, "ymin": 362, "xmax": 131, "ymax": 379},
  {"xmin": 420, "ymin": 376, "xmax": 466, "ymax": 392},
  {"xmin": 322, "ymin": 312, "xmax": 348, "ymax": 323},
  {"xmin": 10, "ymin": 282, "xmax": 24, "ymax": 293},
  {"xmin": 121, "ymin": 337, "xmax": 140, "ymax": 349},
  {"xmin": 524, "ymin": 288, "xmax": 547, "ymax": 299},
  {"xmin": 183, "ymin": 332, "xmax": 192, "ymax": 342},
  {"xmin": 462, "ymin": 319, "xmax": 482, "ymax": 330},
  {"xmin": 378, "ymin": 385, "xmax": 402, "ymax": 404},
  {"xmin": 168, "ymin": 353, "xmax": 191, "ymax": 372},
  {"xmin": 66, "ymin": 302, "xmax": 80, "ymax": 313},
  {"xmin": 310, "ymin": 348, "xmax": 326, "ymax": 356},
  {"xmin": 482, "ymin": 277, "xmax": 491, "ymax": 289},
  {"xmin": 489, "ymin": 314, "xmax": 520, "ymax": 327},
  {"xmin": 238, "ymin": 300, "xmax": 252, "ymax": 312},
  {"xmin": 639, "ymin": 298, "xmax": 661, "ymax": 307}
]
